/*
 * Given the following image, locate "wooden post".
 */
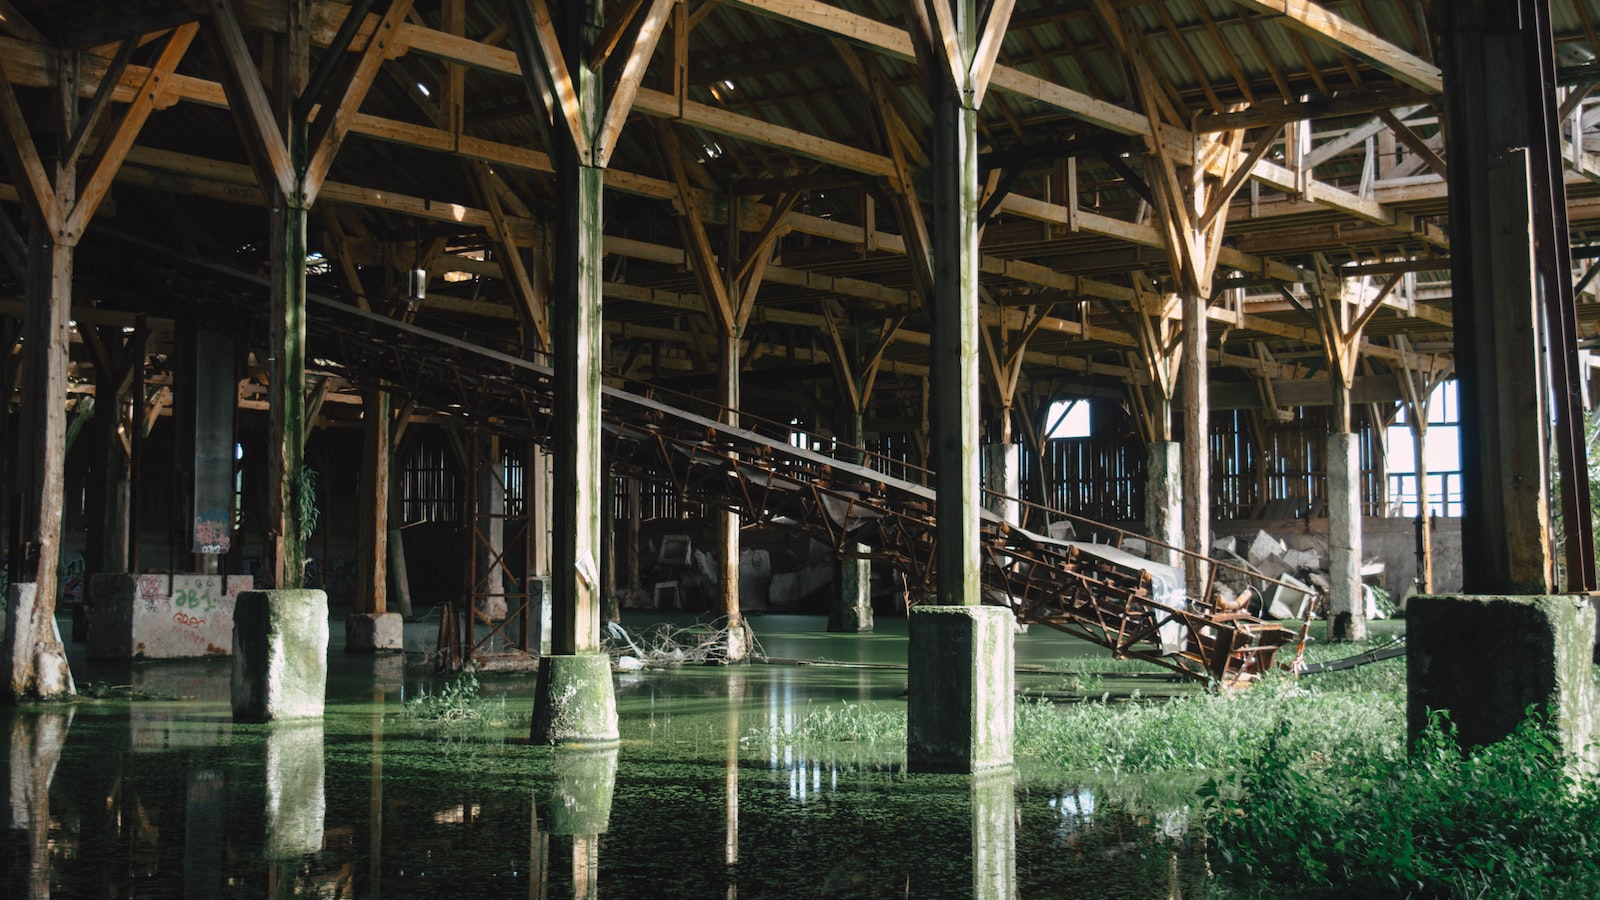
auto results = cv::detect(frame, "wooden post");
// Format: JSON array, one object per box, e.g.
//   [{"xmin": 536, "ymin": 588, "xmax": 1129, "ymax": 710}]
[
  {"xmin": 357, "ymin": 389, "xmax": 391, "ymax": 615},
  {"xmin": 1440, "ymin": 1, "xmax": 1567, "ymax": 594},
  {"xmin": 268, "ymin": 191, "xmax": 309, "ymax": 589},
  {"xmin": 930, "ymin": 59, "xmax": 982, "ymax": 609},
  {"xmin": 715, "ymin": 329, "xmax": 744, "ymax": 637},
  {"xmin": 1180, "ymin": 290, "xmax": 1209, "ymax": 596}
]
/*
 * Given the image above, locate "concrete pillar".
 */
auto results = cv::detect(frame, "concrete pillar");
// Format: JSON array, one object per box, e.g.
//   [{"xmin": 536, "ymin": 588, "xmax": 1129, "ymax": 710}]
[
  {"xmin": 1145, "ymin": 441, "xmax": 1182, "ymax": 567},
  {"xmin": 1409, "ymin": 594, "xmax": 1597, "ymax": 769},
  {"xmin": 907, "ymin": 605, "xmax": 1015, "ymax": 773},
  {"xmin": 349, "ymin": 389, "xmax": 401, "ymax": 651},
  {"xmin": 981, "ymin": 441, "xmax": 1020, "ymax": 526},
  {"xmin": 532, "ymin": 0, "xmax": 617, "ymax": 745},
  {"xmin": 1326, "ymin": 432, "xmax": 1365, "ymax": 641},
  {"xmin": 230, "ymin": 589, "xmax": 328, "ymax": 722}
]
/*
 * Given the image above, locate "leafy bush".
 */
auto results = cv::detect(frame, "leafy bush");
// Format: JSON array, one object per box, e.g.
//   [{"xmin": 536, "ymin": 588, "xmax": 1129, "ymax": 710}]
[{"xmin": 1201, "ymin": 710, "xmax": 1600, "ymax": 898}]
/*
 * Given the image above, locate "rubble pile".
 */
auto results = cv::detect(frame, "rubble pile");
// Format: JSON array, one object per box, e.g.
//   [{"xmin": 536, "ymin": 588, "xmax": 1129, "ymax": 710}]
[{"xmin": 1210, "ymin": 530, "xmax": 1389, "ymax": 622}]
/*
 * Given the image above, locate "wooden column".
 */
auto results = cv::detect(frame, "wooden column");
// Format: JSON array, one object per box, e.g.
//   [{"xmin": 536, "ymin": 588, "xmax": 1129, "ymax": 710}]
[
  {"xmin": 1439, "ymin": 0, "xmax": 1564, "ymax": 594},
  {"xmin": 714, "ymin": 329, "xmax": 743, "ymax": 639},
  {"xmin": 269, "ymin": 194, "xmax": 309, "ymax": 588},
  {"xmin": 356, "ymin": 390, "xmax": 391, "ymax": 615},
  {"xmin": 929, "ymin": 59, "xmax": 981, "ymax": 608},
  {"xmin": 1179, "ymin": 289, "xmax": 1208, "ymax": 596}
]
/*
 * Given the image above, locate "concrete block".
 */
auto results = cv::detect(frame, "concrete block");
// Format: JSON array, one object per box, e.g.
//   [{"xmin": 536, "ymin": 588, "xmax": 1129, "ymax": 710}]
[
  {"xmin": 344, "ymin": 612, "xmax": 403, "ymax": 652},
  {"xmin": 87, "ymin": 573, "xmax": 251, "ymax": 660},
  {"xmin": 264, "ymin": 721, "xmax": 324, "ymax": 858},
  {"xmin": 738, "ymin": 549, "xmax": 772, "ymax": 607},
  {"xmin": 1409, "ymin": 594, "xmax": 1598, "ymax": 768},
  {"xmin": 907, "ymin": 605, "xmax": 1015, "ymax": 773},
  {"xmin": 531, "ymin": 653, "xmax": 618, "ymax": 746},
  {"xmin": 1246, "ymin": 530, "xmax": 1287, "ymax": 565},
  {"xmin": 3, "ymin": 583, "xmax": 74, "ymax": 698},
  {"xmin": 230, "ymin": 590, "xmax": 329, "ymax": 722}
]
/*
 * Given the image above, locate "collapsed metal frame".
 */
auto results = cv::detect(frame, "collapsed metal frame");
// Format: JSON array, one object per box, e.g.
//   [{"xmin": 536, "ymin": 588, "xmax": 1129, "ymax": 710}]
[{"xmin": 97, "ymin": 237, "xmax": 1306, "ymax": 684}]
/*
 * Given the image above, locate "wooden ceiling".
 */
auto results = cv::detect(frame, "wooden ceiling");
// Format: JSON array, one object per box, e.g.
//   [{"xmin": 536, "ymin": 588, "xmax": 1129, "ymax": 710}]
[{"xmin": 1, "ymin": 0, "xmax": 1597, "ymax": 436}]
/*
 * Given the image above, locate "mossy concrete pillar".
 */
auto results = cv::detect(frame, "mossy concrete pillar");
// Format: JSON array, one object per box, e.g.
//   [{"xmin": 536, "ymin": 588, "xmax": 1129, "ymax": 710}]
[
  {"xmin": 907, "ymin": 605, "xmax": 1014, "ymax": 773},
  {"xmin": 231, "ymin": 589, "xmax": 328, "ymax": 722},
  {"xmin": 1409, "ymin": 594, "xmax": 1597, "ymax": 766},
  {"xmin": 1145, "ymin": 441, "xmax": 1182, "ymax": 567},
  {"xmin": 531, "ymin": 653, "xmax": 618, "ymax": 747}
]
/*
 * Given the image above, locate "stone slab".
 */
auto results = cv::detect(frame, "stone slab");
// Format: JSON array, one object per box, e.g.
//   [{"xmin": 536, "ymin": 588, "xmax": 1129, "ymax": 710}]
[
  {"xmin": 344, "ymin": 611, "xmax": 403, "ymax": 652},
  {"xmin": 231, "ymin": 590, "xmax": 328, "ymax": 722},
  {"xmin": 907, "ymin": 605, "xmax": 1015, "ymax": 773},
  {"xmin": 1409, "ymin": 594, "xmax": 1597, "ymax": 767},
  {"xmin": 87, "ymin": 573, "xmax": 252, "ymax": 660}
]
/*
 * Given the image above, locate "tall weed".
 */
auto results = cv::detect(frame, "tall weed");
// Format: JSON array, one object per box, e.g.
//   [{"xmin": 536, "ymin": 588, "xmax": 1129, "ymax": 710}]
[{"xmin": 1202, "ymin": 710, "xmax": 1600, "ymax": 898}]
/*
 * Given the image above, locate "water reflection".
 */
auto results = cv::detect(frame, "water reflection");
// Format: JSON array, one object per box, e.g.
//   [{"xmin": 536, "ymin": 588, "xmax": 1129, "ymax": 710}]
[
  {"xmin": 265, "ymin": 721, "xmax": 325, "ymax": 859},
  {"xmin": 6, "ymin": 709, "xmax": 73, "ymax": 899},
  {"xmin": 533, "ymin": 745, "xmax": 618, "ymax": 899},
  {"xmin": 972, "ymin": 769, "xmax": 1017, "ymax": 900}
]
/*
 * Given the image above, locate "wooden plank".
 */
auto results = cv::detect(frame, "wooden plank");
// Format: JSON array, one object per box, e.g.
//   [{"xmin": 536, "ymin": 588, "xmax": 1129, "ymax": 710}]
[
  {"xmin": 526, "ymin": 0, "xmax": 591, "ymax": 163},
  {"xmin": 1231, "ymin": 0, "xmax": 1442, "ymax": 94}
]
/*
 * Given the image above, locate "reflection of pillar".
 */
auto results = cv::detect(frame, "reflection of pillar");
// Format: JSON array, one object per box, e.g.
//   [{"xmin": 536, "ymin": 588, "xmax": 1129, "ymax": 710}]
[
  {"xmin": 725, "ymin": 672, "xmax": 743, "ymax": 876},
  {"xmin": 183, "ymin": 771, "xmax": 224, "ymax": 898},
  {"xmin": 1327, "ymin": 432, "xmax": 1365, "ymax": 640},
  {"xmin": 971, "ymin": 770, "xmax": 1017, "ymax": 900},
  {"xmin": 368, "ymin": 685, "xmax": 384, "ymax": 896},
  {"xmin": 7, "ymin": 710, "xmax": 73, "ymax": 900},
  {"xmin": 265, "ymin": 721, "xmax": 325, "ymax": 859},
  {"xmin": 537, "ymin": 745, "xmax": 619, "ymax": 899}
]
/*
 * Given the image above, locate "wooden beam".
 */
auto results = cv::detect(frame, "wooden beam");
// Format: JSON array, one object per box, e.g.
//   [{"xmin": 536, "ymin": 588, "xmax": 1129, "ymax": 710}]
[
  {"xmin": 0, "ymin": 58, "xmax": 58, "ymax": 228},
  {"xmin": 596, "ymin": 0, "xmax": 673, "ymax": 167},
  {"xmin": 207, "ymin": 0, "xmax": 294, "ymax": 197},
  {"xmin": 303, "ymin": 0, "xmax": 414, "ymax": 204},
  {"xmin": 1230, "ymin": 0, "xmax": 1441, "ymax": 94},
  {"xmin": 65, "ymin": 22, "xmax": 198, "ymax": 239},
  {"xmin": 969, "ymin": 0, "xmax": 1015, "ymax": 106}
]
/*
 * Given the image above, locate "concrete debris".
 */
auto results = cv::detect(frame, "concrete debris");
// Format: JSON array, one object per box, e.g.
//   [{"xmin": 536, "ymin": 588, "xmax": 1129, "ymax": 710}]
[
  {"xmin": 1120, "ymin": 537, "xmax": 1149, "ymax": 559},
  {"xmin": 1247, "ymin": 530, "xmax": 1288, "ymax": 566},
  {"xmin": 1046, "ymin": 520, "xmax": 1077, "ymax": 542},
  {"xmin": 1208, "ymin": 529, "xmax": 1389, "ymax": 623}
]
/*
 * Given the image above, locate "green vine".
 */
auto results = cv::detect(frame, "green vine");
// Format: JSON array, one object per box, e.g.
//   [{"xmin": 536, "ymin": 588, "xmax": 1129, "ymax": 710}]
[{"xmin": 298, "ymin": 466, "xmax": 320, "ymax": 544}]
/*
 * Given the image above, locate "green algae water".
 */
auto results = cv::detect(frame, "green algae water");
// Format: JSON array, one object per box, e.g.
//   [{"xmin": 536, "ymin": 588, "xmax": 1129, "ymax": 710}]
[{"xmin": 3, "ymin": 613, "xmax": 1210, "ymax": 898}]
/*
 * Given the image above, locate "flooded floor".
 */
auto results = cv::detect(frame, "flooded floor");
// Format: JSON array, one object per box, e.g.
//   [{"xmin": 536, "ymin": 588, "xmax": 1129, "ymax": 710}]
[{"xmin": 4, "ymin": 613, "xmax": 1208, "ymax": 898}]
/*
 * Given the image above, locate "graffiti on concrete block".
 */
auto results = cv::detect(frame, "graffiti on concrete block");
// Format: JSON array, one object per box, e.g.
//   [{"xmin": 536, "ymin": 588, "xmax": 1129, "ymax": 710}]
[{"xmin": 193, "ymin": 517, "xmax": 232, "ymax": 555}]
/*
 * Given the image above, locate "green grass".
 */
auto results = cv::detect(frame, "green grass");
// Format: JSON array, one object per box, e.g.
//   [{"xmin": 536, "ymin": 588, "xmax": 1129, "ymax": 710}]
[{"xmin": 402, "ymin": 667, "xmax": 525, "ymax": 746}]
